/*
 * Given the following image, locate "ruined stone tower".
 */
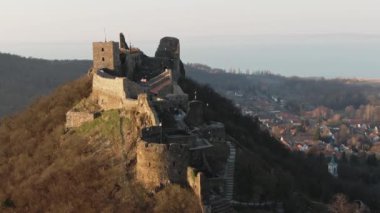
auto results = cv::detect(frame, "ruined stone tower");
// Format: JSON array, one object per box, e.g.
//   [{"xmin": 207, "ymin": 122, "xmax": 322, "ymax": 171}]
[
  {"xmin": 136, "ymin": 141, "xmax": 190, "ymax": 191},
  {"xmin": 93, "ymin": 41, "xmax": 120, "ymax": 72},
  {"xmin": 155, "ymin": 37, "xmax": 181, "ymax": 80}
]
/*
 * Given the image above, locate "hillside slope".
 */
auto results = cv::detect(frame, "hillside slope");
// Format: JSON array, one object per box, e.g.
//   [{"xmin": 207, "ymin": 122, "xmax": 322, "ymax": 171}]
[
  {"xmin": 1, "ymin": 75, "xmax": 379, "ymax": 212},
  {"xmin": 0, "ymin": 76, "xmax": 200, "ymax": 212}
]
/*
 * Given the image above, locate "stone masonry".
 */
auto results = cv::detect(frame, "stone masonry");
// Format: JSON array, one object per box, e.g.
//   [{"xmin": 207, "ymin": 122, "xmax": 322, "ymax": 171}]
[
  {"xmin": 93, "ymin": 41, "xmax": 120, "ymax": 72},
  {"xmin": 136, "ymin": 140, "xmax": 190, "ymax": 190},
  {"xmin": 65, "ymin": 111, "xmax": 95, "ymax": 128}
]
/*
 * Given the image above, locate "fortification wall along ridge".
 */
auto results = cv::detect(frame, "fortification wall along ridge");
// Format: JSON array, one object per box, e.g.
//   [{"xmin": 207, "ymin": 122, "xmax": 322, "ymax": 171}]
[
  {"xmin": 126, "ymin": 51, "xmax": 143, "ymax": 80},
  {"xmin": 92, "ymin": 71, "xmax": 126, "ymax": 98},
  {"xmin": 136, "ymin": 140, "xmax": 190, "ymax": 190},
  {"xmin": 187, "ymin": 167, "xmax": 208, "ymax": 204},
  {"xmin": 92, "ymin": 71, "xmax": 142, "ymax": 110},
  {"xmin": 137, "ymin": 94, "xmax": 160, "ymax": 126}
]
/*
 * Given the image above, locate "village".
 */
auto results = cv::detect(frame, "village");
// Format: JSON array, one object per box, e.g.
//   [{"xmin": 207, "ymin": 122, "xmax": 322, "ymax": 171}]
[{"xmin": 224, "ymin": 88, "xmax": 380, "ymax": 164}]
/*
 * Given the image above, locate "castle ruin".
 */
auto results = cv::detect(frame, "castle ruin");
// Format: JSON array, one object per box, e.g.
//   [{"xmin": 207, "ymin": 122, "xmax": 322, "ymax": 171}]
[{"xmin": 65, "ymin": 33, "xmax": 232, "ymax": 212}]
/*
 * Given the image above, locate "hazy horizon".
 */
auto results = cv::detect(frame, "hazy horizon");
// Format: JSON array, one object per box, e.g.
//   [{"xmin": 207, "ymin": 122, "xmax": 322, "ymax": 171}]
[
  {"xmin": 2, "ymin": 0, "xmax": 380, "ymax": 78},
  {"xmin": 2, "ymin": 34, "xmax": 380, "ymax": 79}
]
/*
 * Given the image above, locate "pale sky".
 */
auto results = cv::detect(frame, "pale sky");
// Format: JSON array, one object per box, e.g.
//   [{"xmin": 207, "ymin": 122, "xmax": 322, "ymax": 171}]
[
  {"xmin": 1, "ymin": 0, "xmax": 379, "ymax": 43},
  {"xmin": 1, "ymin": 0, "xmax": 380, "ymax": 77}
]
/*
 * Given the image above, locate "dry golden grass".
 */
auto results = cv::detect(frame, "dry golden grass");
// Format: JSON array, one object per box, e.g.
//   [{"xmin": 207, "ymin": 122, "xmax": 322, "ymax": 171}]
[
  {"xmin": 153, "ymin": 185, "xmax": 202, "ymax": 213},
  {"xmin": 0, "ymin": 75, "xmax": 200, "ymax": 212}
]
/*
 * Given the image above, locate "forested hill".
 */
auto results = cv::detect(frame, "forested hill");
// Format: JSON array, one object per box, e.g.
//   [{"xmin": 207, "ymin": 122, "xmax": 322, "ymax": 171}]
[
  {"xmin": 0, "ymin": 53, "xmax": 91, "ymax": 117},
  {"xmin": 185, "ymin": 63, "xmax": 380, "ymax": 112},
  {"xmin": 1, "ymin": 52, "xmax": 377, "ymax": 118}
]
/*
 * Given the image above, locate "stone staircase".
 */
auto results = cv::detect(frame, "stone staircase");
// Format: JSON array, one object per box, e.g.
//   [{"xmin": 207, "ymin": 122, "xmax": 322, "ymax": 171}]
[
  {"xmin": 223, "ymin": 138, "xmax": 285, "ymax": 213},
  {"xmin": 224, "ymin": 141, "xmax": 236, "ymax": 201},
  {"xmin": 209, "ymin": 195, "xmax": 233, "ymax": 213}
]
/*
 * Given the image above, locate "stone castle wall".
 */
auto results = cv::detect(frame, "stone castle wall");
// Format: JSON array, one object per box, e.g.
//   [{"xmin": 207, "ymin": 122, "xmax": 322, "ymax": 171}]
[
  {"xmin": 92, "ymin": 71, "xmax": 142, "ymax": 110},
  {"xmin": 136, "ymin": 140, "xmax": 190, "ymax": 190},
  {"xmin": 187, "ymin": 167, "xmax": 207, "ymax": 203},
  {"xmin": 137, "ymin": 94, "xmax": 160, "ymax": 126},
  {"xmin": 93, "ymin": 71, "xmax": 126, "ymax": 98},
  {"xmin": 66, "ymin": 75, "xmax": 161, "ymax": 129},
  {"xmin": 165, "ymin": 133, "xmax": 197, "ymax": 145},
  {"xmin": 200, "ymin": 123, "xmax": 226, "ymax": 142},
  {"xmin": 185, "ymin": 100, "xmax": 204, "ymax": 127},
  {"xmin": 65, "ymin": 111, "xmax": 95, "ymax": 128},
  {"xmin": 166, "ymin": 83, "xmax": 188, "ymax": 109},
  {"xmin": 126, "ymin": 51, "xmax": 143, "ymax": 80}
]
